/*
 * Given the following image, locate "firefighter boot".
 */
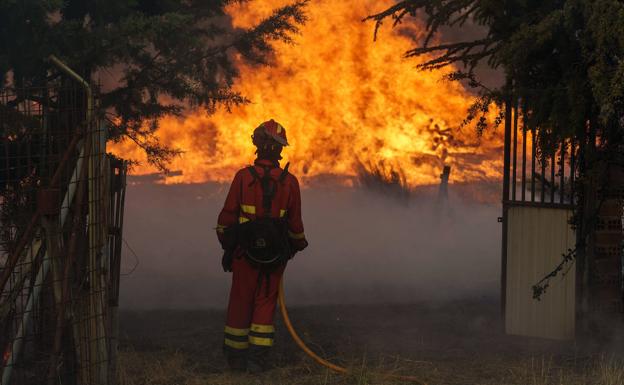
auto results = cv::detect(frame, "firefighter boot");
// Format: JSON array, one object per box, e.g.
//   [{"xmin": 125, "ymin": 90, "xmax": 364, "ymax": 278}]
[
  {"xmin": 247, "ymin": 345, "xmax": 271, "ymax": 374},
  {"xmin": 224, "ymin": 348, "xmax": 247, "ymax": 372}
]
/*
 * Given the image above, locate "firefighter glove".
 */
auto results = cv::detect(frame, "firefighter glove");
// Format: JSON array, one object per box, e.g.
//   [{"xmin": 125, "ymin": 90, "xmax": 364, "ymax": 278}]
[{"xmin": 222, "ymin": 249, "xmax": 234, "ymax": 272}]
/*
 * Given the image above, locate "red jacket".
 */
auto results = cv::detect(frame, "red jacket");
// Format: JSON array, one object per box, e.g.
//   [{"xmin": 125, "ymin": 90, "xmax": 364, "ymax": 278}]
[{"xmin": 217, "ymin": 159, "xmax": 308, "ymax": 252}]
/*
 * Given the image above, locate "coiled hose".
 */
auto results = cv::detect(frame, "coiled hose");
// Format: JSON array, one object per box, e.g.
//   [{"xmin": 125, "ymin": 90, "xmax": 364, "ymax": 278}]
[{"xmin": 278, "ymin": 278, "xmax": 427, "ymax": 384}]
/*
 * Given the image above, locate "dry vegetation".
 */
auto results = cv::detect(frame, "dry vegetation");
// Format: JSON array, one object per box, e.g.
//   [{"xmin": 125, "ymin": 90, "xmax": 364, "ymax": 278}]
[
  {"xmin": 115, "ymin": 304, "xmax": 624, "ymax": 385},
  {"xmin": 118, "ymin": 349, "xmax": 624, "ymax": 385},
  {"xmin": 356, "ymin": 161, "xmax": 412, "ymax": 202}
]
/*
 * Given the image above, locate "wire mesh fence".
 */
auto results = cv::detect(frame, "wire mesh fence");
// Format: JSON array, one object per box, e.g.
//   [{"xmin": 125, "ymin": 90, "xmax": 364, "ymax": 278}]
[{"xmin": 0, "ymin": 62, "xmax": 126, "ymax": 385}]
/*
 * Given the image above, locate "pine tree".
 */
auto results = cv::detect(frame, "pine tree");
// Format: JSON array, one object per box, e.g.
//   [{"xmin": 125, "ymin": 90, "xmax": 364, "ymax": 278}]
[
  {"xmin": 366, "ymin": 0, "xmax": 624, "ymax": 144},
  {"xmin": 0, "ymin": 0, "xmax": 308, "ymax": 169},
  {"xmin": 366, "ymin": 0, "xmax": 624, "ymax": 303}
]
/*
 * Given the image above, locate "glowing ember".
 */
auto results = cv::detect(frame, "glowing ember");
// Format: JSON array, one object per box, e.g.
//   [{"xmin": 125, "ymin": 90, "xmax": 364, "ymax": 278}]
[{"xmin": 110, "ymin": 0, "xmax": 503, "ymax": 186}]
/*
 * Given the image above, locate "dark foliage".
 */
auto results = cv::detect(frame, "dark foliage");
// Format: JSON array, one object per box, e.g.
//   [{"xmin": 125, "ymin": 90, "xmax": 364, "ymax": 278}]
[
  {"xmin": 0, "ymin": 0, "xmax": 308, "ymax": 170},
  {"xmin": 366, "ymin": 0, "xmax": 624, "ymax": 300},
  {"xmin": 365, "ymin": 0, "xmax": 624, "ymax": 146}
]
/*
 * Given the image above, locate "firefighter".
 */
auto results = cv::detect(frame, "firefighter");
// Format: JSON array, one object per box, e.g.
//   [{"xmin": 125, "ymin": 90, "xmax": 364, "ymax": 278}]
[{"xmin": 216, "ymin": 119, "xmax": 308, "ymax": 373}]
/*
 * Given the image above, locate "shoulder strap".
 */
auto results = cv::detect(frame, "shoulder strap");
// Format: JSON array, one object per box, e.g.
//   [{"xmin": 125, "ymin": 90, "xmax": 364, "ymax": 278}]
[
  {"xmin": 247, "ymin": 165, "xmax": 277, "ymax": 218},
  {"xmin": 278, "ymin": 162, "xmax": 290, "ymax": 183},
  {"xmin": 247, "ymin": 165, "xmax": 260, "ymax": 187}
]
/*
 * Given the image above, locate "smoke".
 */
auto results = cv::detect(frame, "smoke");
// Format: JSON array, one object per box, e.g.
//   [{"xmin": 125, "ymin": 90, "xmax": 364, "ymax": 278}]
[{"xmin": 119, "ymin": 179, "xmax": 500, "ymax": 309}]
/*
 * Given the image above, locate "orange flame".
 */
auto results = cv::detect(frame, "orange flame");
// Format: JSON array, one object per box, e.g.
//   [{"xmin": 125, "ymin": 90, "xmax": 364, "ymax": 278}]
[{"xmin": 110, "ymin": 0, "xmax": 503, "ymax": 187}]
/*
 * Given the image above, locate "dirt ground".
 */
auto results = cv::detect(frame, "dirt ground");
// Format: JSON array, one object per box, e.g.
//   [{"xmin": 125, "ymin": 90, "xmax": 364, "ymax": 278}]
[{"xmin": 117, "ymin": 300, "xmax": 624, "ymax": 385}]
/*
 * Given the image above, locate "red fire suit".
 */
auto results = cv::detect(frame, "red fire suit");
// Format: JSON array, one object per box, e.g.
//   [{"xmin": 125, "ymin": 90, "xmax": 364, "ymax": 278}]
[{"xmin": 216, "ymin": 159, "xmax": 307, "ymax": 353}]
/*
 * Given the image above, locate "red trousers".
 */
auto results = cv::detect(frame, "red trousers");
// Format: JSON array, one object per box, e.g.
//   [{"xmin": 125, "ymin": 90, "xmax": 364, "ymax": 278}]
[{"xmin": 224, "ymin": 255, "xmax": 286, "ymax": 351}]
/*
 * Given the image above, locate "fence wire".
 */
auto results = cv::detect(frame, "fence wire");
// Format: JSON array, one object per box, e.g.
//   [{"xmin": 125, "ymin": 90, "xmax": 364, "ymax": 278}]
[{"xmin": 0, "ymin": 78, "xmax": 126, "ymax": 385}]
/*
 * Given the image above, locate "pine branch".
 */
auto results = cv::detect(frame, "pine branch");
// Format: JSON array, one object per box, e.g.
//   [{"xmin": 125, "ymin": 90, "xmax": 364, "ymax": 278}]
[
  {"xmin": 1, "ymin": 0, "xmax": 310, "ymax": 170},
  {"xmin": 234, "ymin": 0, "xmax": 309, "ymax": 63},
  {"xmin": 364, "ymin": 1, "xmax": 424, "ymax": 41},
  {"xmin": 108, "ymin": 117, "xmax": 183, "ymax": 174},
  {"xmin": 421, "ymin": 0, "xmax": 476, "ymax": 47}
]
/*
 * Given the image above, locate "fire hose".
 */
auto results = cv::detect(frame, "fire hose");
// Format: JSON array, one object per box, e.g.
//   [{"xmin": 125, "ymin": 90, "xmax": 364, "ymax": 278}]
[{"xmin": 277, "ymin": 277, "xmax": 427, "ymax": 384}]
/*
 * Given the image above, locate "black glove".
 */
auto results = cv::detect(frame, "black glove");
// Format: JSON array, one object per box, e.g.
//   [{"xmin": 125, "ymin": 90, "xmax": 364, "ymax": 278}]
[
  {"xmin": 290, "ymin": 238, "xmax": 308, "ymax": 252},
  {"xmin": 222, "ymin": 249, "xmax": 234, "ymax": 272},
  {"xmin": 288, "ymin": 238, "xmax": 308, "ymax": 260},
  {"xmin": 221, "ymin": 226, "xmax": 237, "ymax": 250}
]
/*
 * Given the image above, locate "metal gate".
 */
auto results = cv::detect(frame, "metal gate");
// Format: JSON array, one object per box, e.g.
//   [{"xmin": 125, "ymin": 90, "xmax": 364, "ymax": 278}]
[{"xmin": 501, "ymin": 101, "xmax": 578, "ymax": 339}]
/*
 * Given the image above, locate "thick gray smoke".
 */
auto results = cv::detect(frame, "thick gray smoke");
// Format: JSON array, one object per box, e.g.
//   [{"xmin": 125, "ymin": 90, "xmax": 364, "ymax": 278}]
[{"xmin": 119, "ymin": 180, "xmax": 501, "ymax": 309}]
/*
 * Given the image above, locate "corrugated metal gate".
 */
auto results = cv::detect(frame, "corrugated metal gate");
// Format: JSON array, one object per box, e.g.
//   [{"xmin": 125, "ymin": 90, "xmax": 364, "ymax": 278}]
[{"xmin": 505, "ymin": 206, "xmax": 576, "ymax": 339}]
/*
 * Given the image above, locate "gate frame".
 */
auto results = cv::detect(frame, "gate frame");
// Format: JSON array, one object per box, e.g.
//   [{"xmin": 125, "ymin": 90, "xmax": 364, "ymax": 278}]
[{"xmin": 500, "ymin": 97, "xmax": 578, "ymax": 332}]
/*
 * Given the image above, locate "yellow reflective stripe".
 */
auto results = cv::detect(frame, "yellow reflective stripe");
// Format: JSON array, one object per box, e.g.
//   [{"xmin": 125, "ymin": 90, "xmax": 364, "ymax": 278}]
[
  {"xmin": 288, "ymin": 231, "xmax": 305, "ymax": 240},
  {"xmin": 240, "ymin": 204, "xmax": 256, "ymax": 214},
  {"xmin": 279, "ymin": 209, "xmax": 287, "ymax": 217},
  {"xmin": 239, "ymin": 216, "xmax": 250, "ymax": 224},
  {"xmin": 249, "ymin": 335, "xmax": 273, "ymax": 347},
  {"xmin": 216, "ymin": 224, "xmax": 227, "ymax": 234},
  {"xmin": 224, "ymin": 338, "xmax": 249, "ymax": 350},
  {"xmin": 250, "ymin": 324, "xmax": 275, "ymax": 333},
  {"xmin": 224, "ymin": 326, "xmax": 249, "ymax": 336}
]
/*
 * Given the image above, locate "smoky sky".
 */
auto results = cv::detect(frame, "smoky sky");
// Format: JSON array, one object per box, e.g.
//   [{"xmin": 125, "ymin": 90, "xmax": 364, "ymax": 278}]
[{"xmin": 118, "ymin": 180, "xmax": 501, "ymax": 309}]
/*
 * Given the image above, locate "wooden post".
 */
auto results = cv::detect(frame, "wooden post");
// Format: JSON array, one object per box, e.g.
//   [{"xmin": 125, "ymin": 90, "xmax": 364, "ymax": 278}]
[{"xmin": 438, "ymin": 165, "xmax": 451, "ymax": 202}]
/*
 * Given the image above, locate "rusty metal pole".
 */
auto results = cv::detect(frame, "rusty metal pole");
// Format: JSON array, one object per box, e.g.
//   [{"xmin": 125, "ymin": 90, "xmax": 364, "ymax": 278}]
[
  {"xmin": 47, "ymin": 142, "xmax": 90, "ymax": 385},
  {"xmin": 501, "ymin": 81, "xmax": 513, "ymax": 321},
  {"xmin": 47, "ymin": 54, "xmax": 101, "ymax": 384}
]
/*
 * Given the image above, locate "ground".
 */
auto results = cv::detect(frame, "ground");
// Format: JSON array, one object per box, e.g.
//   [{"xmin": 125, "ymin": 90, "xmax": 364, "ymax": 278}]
[{"xmin": 117, "ymin": 300, "xmax": 624, "ymax": 385}]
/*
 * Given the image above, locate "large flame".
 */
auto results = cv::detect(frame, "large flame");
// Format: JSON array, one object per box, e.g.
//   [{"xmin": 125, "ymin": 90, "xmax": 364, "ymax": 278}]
[{"xmin": 111, "ymin": 0, "xmax": 503, "ymax": 187}]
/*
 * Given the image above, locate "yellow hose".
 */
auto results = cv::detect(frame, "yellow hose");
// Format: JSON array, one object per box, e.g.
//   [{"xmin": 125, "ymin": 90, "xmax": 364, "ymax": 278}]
[{"xmin": 278, "ymin": 277, "xmax": 427, "ymax": 384}]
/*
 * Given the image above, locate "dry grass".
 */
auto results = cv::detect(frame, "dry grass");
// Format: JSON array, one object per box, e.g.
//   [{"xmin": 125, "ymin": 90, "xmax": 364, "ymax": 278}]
[
  {"xmin": 117, "ymin": 348, "xmax": 624, "ymax": 385},
  {"xmin": 118, "ymin": 348, "xmax": 351, "ymax": 385},
  {"xmin": 356, "ymin": 161, "xmax": 411, "ymax": 202},
  {"xmin": 116, "ymin": 307, "xmax": 624, "ymax": 385},
  {"xmin": 594, "ymin": 355, "xmax": 624, "ymax": 385}
]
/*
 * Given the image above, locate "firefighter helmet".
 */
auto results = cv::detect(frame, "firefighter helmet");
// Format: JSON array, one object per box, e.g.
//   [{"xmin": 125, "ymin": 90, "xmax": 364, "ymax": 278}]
[{"xmin": 252, "ymin": 119, "xmax": 289, "ymax": 147}]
